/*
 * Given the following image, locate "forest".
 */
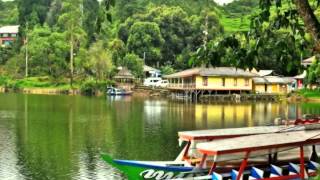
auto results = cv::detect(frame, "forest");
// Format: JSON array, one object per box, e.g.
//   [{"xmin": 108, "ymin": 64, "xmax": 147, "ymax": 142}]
[{"xmin": 0, "ymin": 0, "xmax": 319, "ymax": 91}]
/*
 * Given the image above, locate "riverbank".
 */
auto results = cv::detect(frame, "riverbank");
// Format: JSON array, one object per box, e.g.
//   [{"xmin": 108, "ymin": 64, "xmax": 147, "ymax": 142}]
[{"xmin": 0, "ymin": 76, "xmax": 113, "ymax": 96}]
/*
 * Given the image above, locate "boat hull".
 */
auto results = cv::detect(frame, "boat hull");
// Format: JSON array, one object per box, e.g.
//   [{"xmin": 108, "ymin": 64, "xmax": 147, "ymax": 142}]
[{"xmin": 101, "ymin": 154, "xmax": 207, "ymax": 179}]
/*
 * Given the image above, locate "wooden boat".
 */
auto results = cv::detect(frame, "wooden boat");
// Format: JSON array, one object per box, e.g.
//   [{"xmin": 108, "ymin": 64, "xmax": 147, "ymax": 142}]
[
  {"xmin": 106, "ymin": 87, "xmax": 132, "ymax": 96},
  {"xmin": 101, "ymin": 123, "xmax": 320, "ymax": 179},
  {"xmin": 195, "ymin": 129, "xmax": 320, "ymax": 180}
]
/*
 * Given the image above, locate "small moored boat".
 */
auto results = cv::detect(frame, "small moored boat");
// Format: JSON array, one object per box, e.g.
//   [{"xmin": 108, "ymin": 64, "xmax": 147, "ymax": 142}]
[{"xmin": 106, "ymin": 87, "xmax": 132, "ymax": 96}]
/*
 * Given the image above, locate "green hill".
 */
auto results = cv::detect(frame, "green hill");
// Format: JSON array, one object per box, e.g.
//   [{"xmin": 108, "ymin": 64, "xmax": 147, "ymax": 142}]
[{"xmin": 0, "ymin": 0, "xmax": 18, "ymax": 26}]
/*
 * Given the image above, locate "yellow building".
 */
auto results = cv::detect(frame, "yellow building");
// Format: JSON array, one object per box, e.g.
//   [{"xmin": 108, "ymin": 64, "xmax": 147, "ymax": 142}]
[
  {"xmin": 164, "ymin": 67, "xmax": 257, "ymax": 94},
  {"xmin": 253, "ymin": 76, "xmax": 289, "ymax": 94}
]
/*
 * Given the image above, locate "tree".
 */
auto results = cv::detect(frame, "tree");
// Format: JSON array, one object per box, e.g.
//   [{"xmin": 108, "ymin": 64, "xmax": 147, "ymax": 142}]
[
  {"xmin": 258, "ymin": 0, "xmax": 320, "ymax": 51},
  {"xmin": 58, "ymin": 0, "xmax": 87, "ymax": 87},
  {"xmin": 307, "ymin": 59, "xmax": 320, "ymax": 84},
  {"xmin": 109, "ymin": 39, "xmax": 127, "ymax": 66},
  {"xmin": 127, "ymin": 22, "xmax": 164, "ymax": 66},
  {"xmin": 20, "ymin": 25, "xmax": 69, "ymax": 78},
  {"xmin": 46, "ymin": 0, "xmax": 63, "ymax": 27},
  {"xmin": 122, "ymin": 53, "xmax": 144, "ymax": 77},
  {"xmin": 84, "ymin": 40, "xmax": 113, "ymax": 80},
  {"xmin": 83, "ymin": 0, "xmax": 100, "ymax": 44},
  {"xmin": 17, "ymin": 0, "xmax": 52, "ymax": 27}
]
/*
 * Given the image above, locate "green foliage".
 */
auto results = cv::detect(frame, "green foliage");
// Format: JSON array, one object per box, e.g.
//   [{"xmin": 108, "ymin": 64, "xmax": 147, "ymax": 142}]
[
  {"xmin": 109, "ymin": 39, "xmax": 126, "ymax": 66},
  {"xmin": 83, "ymin": 40, "xmax": 114, "ymax": 80},
  {"xmin": 127, "ymin": 22, "xmax": 164, "ymax": 66},
  {"xmin": 160, "ymin": 65, "xmax": 175, "ymax": 75},
  {"xmin": 80, "ymin": 79, "xmax": 114, "ymax": 95},
  {"xmin": 122, "ymin": 53, "xmax": 144, "ymax": 77},
  {"xmin": 17, "ymin": 0, "xmax": 52, "ymax": 28},
  {"xmin": 0, "ymin": 1, "xmax": 18, "ymax": 26},
  {"xmin": 298, "ymin": 88, "xmax": 320, "ymax": 98},
  {"xmin": 22, "ymin": 25, "xmax": 69, "ymax": 78},
  {"xmin": 307, "ymin": 59, "xmax": 320, "ymax": 84}
]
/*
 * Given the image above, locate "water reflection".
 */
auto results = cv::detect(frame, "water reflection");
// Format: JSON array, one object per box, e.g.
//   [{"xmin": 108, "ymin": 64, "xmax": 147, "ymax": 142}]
[{"xmin": 0, "ymin": 93, "xmax": 319, "ymax": 180}]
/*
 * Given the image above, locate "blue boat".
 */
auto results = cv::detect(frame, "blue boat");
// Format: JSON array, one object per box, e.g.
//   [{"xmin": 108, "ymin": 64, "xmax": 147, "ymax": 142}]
[{"xmin": 106, "ymin": 87, "xmax": 132, "ymax": 96}]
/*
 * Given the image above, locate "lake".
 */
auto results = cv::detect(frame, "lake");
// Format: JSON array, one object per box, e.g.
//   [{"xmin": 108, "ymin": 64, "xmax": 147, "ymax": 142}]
[{"xmin": 0, "ymin": 93, "xmax": 319, "ymax": 180}]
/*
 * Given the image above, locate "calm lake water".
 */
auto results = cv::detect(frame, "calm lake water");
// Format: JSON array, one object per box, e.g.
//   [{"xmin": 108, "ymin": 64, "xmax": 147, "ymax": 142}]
[{"xmin": 0, "ymin": 93, "xmax": 320, "ymax": 180}]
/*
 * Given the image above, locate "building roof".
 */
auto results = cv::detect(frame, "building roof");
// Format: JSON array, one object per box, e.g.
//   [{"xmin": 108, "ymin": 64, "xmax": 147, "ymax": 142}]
[
  {"xmin": 113, "ymin": 68, "xmax": 135, "ymax": 79},
  {"xmin": 302, "ymin": 56, "xmax": 316, "ymax": 66},
  {"xmin": 253, "ymin": 76, "xmax": 289, "ymax": 84},
  {"xmin": 258, "ymin": 70, "xmax": 273, "ymax": 77},
  {"xmin": 294, "ymin": 70, "xmax": 307, "ymax": 79},
  {"xmin": 0, "ymin": 25, "xmax": 19, "ymax": 34},
  {"xmin": 143, "ymin": 65, "xmax": 160, "ymax": 72},
  {"xmin": 164, "ymin": 67, "xmax": 258, "ymax": 78}
]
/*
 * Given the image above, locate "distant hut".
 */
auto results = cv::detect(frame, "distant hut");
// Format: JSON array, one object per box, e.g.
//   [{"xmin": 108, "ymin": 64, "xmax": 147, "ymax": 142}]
[{"xmin": 113, "ymin": 68, "xmax": 135, "ymax": 90}]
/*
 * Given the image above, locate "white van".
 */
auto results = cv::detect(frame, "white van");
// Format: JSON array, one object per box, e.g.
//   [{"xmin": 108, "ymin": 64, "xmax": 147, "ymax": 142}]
[
  {"xmin": 143, "ymin": 77, "xmax": 162, "ymax": 87},
  {"xmin": 156, "ymin": 80, "xmax": 169, "ymax": 87}
]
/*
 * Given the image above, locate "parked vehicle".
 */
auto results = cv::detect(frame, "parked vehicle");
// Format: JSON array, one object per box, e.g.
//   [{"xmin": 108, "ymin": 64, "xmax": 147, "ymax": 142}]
[
  {"xmin": 156, "ymin": 79, "xmax": 169, "ymax": 87},
  {"xmin": 143, "ymin": 77, "xmax": 162, "ymax": 87}
]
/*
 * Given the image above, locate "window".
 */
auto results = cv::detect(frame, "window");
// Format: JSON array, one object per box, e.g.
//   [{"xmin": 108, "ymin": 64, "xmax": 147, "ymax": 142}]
[
  {"xmin": 234, "ymin": 78, "xmax": 237, "ymax": 86},
  {"xmin": 203, "ymin": 77, "xmax": 208, "ymax": 86},
  {"xmin": 2, "ymin": 33, "xmax": 8, "ymax": 38},
  {"xmin": 11, "ymin": 33, "xmax": 17, "ymax": 37},
  {"xmin": 222, "ymin": 78, "xmax": 225, "ymax": 86},
  {"xmin": 245, "ymin": 79, "xmax": 249, "ymax": 86}
]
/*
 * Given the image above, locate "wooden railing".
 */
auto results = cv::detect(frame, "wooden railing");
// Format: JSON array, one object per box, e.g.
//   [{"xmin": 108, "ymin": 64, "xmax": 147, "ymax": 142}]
[{"xmin": 168, "ymin": 83, "xmax": 196, "ymax": 89}]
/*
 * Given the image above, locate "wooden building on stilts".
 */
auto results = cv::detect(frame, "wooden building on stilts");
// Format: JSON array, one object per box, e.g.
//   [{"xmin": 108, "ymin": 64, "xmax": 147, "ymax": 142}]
[{"xmin": 163, "ymin": 67, "xmax": 258, "ymax": 100}]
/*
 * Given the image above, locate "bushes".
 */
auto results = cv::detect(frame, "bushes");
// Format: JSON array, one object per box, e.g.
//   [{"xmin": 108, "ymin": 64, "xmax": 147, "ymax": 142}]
[
  {"xmin": 80, "ymin": 79, "xmax": 115, "ymax": 95},
  {"xmin": 298, "ymin": 89, "xmax": 320, "ymax": 98}
]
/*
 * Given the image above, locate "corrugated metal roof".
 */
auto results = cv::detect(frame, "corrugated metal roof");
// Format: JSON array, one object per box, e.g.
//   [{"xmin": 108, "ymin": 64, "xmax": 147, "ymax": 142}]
[
  {"xmin": 294, "ymin": 70, "xmax": 307, "ymax": 79},
  {"xmin": 0, "ymin": 25, "xmax": 19, "ymax": 34},
  {"xmin": 164, "ymin": 67, "xmax": 258, "ymax": 78},
  {"xmin": 258, "ymin": 70, "xmax": 273, "ymax": 77},
  {"xmin": 253, "ymin": 76, "xmax": 289, "ymax": 84}
]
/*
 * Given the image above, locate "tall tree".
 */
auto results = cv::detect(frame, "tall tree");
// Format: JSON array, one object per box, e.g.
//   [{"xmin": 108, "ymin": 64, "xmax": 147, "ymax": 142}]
[
  {"xmin": 17, "ymin": 0, "xmax": 52, "ymax": 27},
  {"xmin": 46, "ymin": 0, "xmax": 63, "ymax": 27},
  {"xmin": 83, "ymin": 0, "xmax": 99, "ymax": 44},
  {"xmin": 58, "ymin": 0, "xmax": 87, "ymax": 87},
  {"xmin": 259, "ymin": 0, "xmax": 320, "ymax": 52},
  {"xmin": 127, "ymin": 22, "xmax": 164, "ymax": 66}
]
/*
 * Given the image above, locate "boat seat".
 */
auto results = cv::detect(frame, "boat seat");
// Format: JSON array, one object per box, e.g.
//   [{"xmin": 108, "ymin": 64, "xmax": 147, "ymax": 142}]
[
  {"xmin": 212, "ymin": 172, "xmax": 223, "ymax": 180},
  {"xmin": 307, "ymin": 161, "xmax": 320, "ymax": 173},
  {"xmin": 250, "ymin": 167, "xmax": 264, "ymax": 179},
  {"xmin": 288, "ymin": 162, "xmax": 308, "ymax": 178},
  {"xmin": 270, "ymin": 164, "xmax": 283, "ymax": 177},
  {"xmin": 231, "ymin": 169, "xmax": 243, "ymax": 180}
]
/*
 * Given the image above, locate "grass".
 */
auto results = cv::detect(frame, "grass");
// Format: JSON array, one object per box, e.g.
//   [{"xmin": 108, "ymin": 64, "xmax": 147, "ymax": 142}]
[
  {"xmin": 298, "ymin": 89, "xmax": 320, "ymax": 98},
  {"xmin": 0, "ymin": 76, "xmax": 79, "ymax": 90}
]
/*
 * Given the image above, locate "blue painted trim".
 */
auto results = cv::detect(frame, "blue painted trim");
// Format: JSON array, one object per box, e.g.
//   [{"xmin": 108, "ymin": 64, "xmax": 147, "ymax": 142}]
[{"xmin": 113, "ymin": 159, "xmax": 194, "ymax": 172}]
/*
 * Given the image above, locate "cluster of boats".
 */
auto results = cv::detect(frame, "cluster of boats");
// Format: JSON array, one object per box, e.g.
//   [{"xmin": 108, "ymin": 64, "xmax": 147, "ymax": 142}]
[{"xmin": 101, "ymin": 116, "xmax": 320, "ymax": 180}]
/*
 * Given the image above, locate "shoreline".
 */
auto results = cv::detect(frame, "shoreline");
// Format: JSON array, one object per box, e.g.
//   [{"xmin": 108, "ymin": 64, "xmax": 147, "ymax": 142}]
[{"xmin": 1, "ymin": 86, "xmax": 319, "ymax": 102}]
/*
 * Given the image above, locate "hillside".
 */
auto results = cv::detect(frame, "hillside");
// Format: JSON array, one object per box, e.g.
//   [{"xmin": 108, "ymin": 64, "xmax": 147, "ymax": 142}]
[{"xmin": 0, "ymin": 0, "xmax": 18, "ymax": 26}]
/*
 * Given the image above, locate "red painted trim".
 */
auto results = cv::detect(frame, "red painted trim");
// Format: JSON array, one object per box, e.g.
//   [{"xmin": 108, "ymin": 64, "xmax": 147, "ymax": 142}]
[
  {"xmin": 208, "ymin": 162, "xmax": 217, "ymax": 175},
  {"xmin": 179, "ymin": 134, "xmax": 245, "ymax": 141},
  {"xmin": 259, "ymin": 175, "xmax": 301, "ymax": 180},
  {"xmin": 183, "ymin": 141, "xmax": 191, "ymax": 160},
  {"xmin": 237, "ymin": 151, "xmax": 250, "ymax": 180},
  {"xmin": 300, "ymin": 146, "xmax": 305, "ymax": 179},
  {"xmin": 199, "ymin": 154, "xmax": 207, "ymax": 169}
]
